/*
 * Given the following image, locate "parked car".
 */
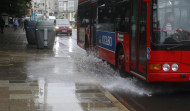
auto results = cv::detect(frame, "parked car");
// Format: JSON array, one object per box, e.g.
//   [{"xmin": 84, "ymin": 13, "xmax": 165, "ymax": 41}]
[{"xmin": 54, "ymin": 19, "xmax": 72, "ymax": 36}]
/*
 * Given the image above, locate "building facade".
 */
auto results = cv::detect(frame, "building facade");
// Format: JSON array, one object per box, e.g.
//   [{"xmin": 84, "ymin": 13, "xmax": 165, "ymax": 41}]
[
  {"xmin": 32, "ymin": 0, "xmax": 78, "ymax": 21},
  {"xmin": 58, "ymin": 0, "xmax": 78, "ymax": 21}
]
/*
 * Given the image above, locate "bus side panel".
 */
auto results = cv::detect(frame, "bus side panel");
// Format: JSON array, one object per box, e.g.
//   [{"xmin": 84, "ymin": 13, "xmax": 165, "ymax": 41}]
[
  {"xmin": 138, "ymin": 64, "xmax": 146, "ymax": 74},
  {"xmin": 97, "ymin": 47, "xmax": 115, "ymax": 65},
  {"xmin": 116, "ymin": 33, "xmax": 130, "ymax": 72},
  {"xmin": 96, "ymin": 31, "xmax": 116, "ymax": 65},
  {"xmin": 130, "ymin": 61, "xmax": 137, "ymax": 70},
  {"xmin": 124, "ymin": 34, "xmax": 130, "ymax": 72}
]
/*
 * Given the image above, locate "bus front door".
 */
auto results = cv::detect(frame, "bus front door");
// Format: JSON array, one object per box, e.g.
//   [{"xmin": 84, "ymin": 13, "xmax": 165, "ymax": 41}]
[
  {"xmin": 130, "ymin": 0, "xmax": 147, "ymax": 80},
  {"xmin": 90, "ymin": 5, "xmax": 97, "ymax": 49}
]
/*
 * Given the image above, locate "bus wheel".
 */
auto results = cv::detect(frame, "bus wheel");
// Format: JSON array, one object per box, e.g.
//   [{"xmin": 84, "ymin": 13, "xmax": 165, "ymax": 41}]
[{"xmin": 117, "ymin": 47, "xmax": 126, "ymax": 77}]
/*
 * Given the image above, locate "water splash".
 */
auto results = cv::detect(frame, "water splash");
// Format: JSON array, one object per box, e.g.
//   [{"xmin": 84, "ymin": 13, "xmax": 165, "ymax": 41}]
[{"xmin": 70, "ymin": 52, "xmax": 152, "ymax": 96}]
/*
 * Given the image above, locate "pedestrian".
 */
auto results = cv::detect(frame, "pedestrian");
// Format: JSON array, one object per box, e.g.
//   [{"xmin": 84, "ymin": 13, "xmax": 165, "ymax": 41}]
[
  {"xmin": 13, "ymin": 18, "xmax": 18, "ymax": 31},
  {"xmin": 0, "ymin": 16, "xmax": 5, "ymax": 34},
  {"xmin": 23, "ymin": 18, "xmax": 30, "ymax": 31},
  {"xmin": 19, "ymin": 18, "xmax": 24, "ymax": 29}
]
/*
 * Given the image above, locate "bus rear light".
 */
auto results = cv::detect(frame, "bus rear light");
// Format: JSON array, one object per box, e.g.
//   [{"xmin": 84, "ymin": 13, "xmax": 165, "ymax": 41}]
[
  {"xmin": 149, "ymin": 64, "xmax": 162, "ymax": 71},
  {"xmin": 171, "ymin": 64, "xmax": 179, "ymax": 71},
  {"xmin": 163, "ymin": 64, "xmax": 170, "ymax": 71}
]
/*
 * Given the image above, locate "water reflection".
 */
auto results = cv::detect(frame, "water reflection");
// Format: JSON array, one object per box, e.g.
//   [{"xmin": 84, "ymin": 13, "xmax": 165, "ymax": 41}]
[
  {"xmin": 0, "ymin": 80, "xmax": 91, "ymax": 111},
  {"xmin": 69, "ymin": 37, "xmax": 73, "ymax": 52},
  {"xmin": 54, "ymin": 37, "xmax": 60, "ymax": 56},
  {"xmin": 0, "ymin": 80, "xmax": 52, "ymax": 111},
  {"xmin": 75, "ymin": 83, "xmax": 121, "ymax": 111}
]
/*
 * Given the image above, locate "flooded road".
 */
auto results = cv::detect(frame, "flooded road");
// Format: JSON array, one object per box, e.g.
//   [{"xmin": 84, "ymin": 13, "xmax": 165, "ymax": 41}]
[{"xmin": 0, "ymin": 28, "xmax": 190, "ymax": 111}]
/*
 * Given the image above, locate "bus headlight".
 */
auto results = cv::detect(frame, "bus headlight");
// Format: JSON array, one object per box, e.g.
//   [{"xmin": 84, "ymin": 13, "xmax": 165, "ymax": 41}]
[
  {"xmin": 163, "ymin": 64, "xmax": 170, "ymax": 71},
  {"xmin": 171, "ymin": 64, "xmax": 178, "ymax": 71}
]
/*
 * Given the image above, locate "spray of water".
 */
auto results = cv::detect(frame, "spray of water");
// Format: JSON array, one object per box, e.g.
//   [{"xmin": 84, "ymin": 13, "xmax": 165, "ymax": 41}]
[{"xmin": 70, "ymin": 51, "xmax": 152, "ymax": 96}]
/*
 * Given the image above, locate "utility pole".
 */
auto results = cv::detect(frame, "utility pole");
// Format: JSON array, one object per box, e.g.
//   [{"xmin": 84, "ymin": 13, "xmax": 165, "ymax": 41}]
[{"xmin": 45, "ymin": 0, "xmax": 47, "ymax": 19}]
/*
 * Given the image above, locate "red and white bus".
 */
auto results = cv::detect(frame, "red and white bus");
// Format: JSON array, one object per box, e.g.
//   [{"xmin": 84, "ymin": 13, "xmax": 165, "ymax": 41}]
[{"xmin": 77, "ymin": 0, "xmax": 190, "ymax": 82}]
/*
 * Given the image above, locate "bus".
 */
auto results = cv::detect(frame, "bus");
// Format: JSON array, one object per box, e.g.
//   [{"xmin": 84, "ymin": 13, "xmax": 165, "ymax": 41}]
[{"xmin": 77, "ymin": 0, "xmax": 190, "ymax": 82}]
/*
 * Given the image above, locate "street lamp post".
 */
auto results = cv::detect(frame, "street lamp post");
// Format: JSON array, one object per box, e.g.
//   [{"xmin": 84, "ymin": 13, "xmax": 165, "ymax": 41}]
[{"xmin": 45, "ymin": 0, "xmax": 47, "ymax": 19}]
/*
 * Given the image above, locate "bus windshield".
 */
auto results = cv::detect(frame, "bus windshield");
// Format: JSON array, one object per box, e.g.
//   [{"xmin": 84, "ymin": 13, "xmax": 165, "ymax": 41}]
[{"xmin": 152, "ymin": 0, "xmax": 190, "ymax": 46}]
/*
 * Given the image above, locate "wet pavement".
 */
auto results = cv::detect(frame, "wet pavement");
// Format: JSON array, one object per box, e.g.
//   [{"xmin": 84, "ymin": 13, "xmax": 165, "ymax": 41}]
[
  {"xmin": 0, "ymin": 28, "xmax": 129, "ymax": 111},
  {"xmin": 1, "ymin": 27, "xmax": 190, "ymax": 111}
]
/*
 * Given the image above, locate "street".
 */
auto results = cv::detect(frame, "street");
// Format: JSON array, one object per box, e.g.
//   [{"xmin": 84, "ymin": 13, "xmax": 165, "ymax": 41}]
[{"xmin": 0, "ymin": 28, "xmax": 190, "ymax": 111}]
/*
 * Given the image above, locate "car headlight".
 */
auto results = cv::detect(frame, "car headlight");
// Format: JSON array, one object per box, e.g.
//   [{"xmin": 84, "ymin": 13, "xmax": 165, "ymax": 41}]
[
  {"xmin": 69, "ymin": 26, "xmax": 72, "ymax": 29},
  {"xmin": 55, "ymin": 26, "xmax": 59, "ymax": 29},
  {"xmin": 163, "ymin": 64, "xmax": 170, "ymax": 71},
  {"xmin": 171, "ymin": 64, "xmax": 179, "ymax": 71}
]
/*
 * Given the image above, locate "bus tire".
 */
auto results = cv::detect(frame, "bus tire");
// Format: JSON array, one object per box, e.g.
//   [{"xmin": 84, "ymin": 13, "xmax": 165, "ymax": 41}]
[{"xmin": 116, "ymin": 46, "xmax": 126, "ymax": 77}]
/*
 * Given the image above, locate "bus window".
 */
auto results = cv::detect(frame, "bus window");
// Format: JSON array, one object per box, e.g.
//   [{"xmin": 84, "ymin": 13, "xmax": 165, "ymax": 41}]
[
  {"xmin": 152, "ymin": 0, "xmax": 190, "ymax": 47},
  {"xmin": 97, "ymin": 5, "xmax": 115, "ymax": 32},
  {"xmin": 78, "ymin": 2, "xmax": 91, "ymax": 45},
  {"xmin": 115, "ymin": 0, "xmax": 131, "ymax": 33},
  {"xmin": 78, "ymin": 3, "xmax": 90, "ymax": 28}
]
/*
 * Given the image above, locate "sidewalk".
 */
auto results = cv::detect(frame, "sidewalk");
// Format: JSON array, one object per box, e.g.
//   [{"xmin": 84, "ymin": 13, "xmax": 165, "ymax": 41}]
[
  {"xmin": 0, "ymin": 28, "xmax": 128, "ymax": 111},
  {"xmin": 0, "ymin": 27, "xmax": 27, "ymax": 50}
]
